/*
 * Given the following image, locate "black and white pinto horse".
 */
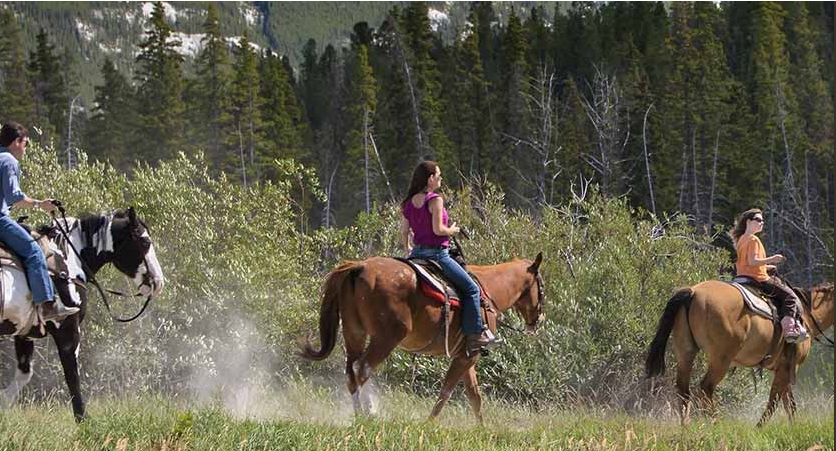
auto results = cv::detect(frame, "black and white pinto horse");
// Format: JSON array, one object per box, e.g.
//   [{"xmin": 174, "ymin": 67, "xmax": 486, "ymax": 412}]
[{"xmin": 0, "ymin": 207, "xmax": 163, "ymax": 421}]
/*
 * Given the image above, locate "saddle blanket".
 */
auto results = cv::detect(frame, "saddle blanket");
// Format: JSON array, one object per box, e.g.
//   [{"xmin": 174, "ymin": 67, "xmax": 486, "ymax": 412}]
[{"xmin": 729, "ymin": 279, "xmax": 774, "ymax": 320}]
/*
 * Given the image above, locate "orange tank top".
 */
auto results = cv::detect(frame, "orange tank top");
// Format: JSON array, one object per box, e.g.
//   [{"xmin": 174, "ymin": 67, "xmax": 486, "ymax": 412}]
[{"xmin": 735, "ymin": 234, "xmax": 769, "ymax": 282}]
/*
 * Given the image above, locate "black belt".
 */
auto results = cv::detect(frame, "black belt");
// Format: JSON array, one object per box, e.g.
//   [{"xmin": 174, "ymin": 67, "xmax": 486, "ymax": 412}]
[{"xmin": 414, "ymin": 245, "xmax": 448, "ymax": 250}]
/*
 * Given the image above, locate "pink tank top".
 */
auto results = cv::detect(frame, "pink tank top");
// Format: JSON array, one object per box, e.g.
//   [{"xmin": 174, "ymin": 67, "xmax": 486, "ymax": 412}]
[{"xmin": 402, "ymin": 192, "xmax": 449, "ymax": 248}]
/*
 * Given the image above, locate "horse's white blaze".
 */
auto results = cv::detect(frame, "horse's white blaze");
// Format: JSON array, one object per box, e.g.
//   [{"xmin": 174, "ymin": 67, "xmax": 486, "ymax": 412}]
[
  {"xmin": 1, "ymin": 367, "xmax": 32, "ymax": 408},
  {"xmin": 133, "ymin": 231, "xmax": 164, "ymax": 296}
]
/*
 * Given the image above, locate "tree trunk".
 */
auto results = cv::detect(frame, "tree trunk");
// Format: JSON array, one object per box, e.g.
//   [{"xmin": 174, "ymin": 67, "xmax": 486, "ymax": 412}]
[
  {"xmin": 707, "ymin": 129, "xmax": 720, "ymax": 226},
  {"xmin": 642, "ymin": 103, "xmax": 656, "ymax": 217}
]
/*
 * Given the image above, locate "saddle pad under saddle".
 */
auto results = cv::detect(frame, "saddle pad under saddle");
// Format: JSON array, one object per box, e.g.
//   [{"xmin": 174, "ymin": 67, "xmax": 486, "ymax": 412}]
[
  {"xmin": 728, "ymin": 278, "xmax": 774, "ymax": 320},
  {"xmin": 395, "ymin": 257, "xmax": 489, "ymax": 310},
  {"xmin": 0, "ymin": 232, "xmax": 71, "ymax": 282}
]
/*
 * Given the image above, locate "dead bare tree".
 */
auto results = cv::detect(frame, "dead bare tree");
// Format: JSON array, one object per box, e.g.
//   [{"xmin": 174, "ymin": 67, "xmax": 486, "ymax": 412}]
[
  {"xmin": 642, "ymin": 103, "xmax": 656, "ymax": 217},
  {"xmin": 707, "ymin": 129, "xmax": 720, "ymax": 225},
  {"xmin": 581, "ymin": 65, "xmax": 630, "ymax": 197}
]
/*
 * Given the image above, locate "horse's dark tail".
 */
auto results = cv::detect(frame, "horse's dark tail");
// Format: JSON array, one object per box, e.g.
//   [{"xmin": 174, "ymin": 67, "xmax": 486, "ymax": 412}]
[
  {"xmin": 299, "ymin": 261, "xmax": 363, "ymax": 361},
  {"xmin": 645, "ymin": 287, "xmax": 694, "ymax": 378}
]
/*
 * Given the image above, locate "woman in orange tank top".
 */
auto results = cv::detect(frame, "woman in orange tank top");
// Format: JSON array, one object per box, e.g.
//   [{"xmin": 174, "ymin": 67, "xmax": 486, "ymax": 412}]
[{"xmin": 731, "ymin": 208, "xmax": 807, "ymax": 342}]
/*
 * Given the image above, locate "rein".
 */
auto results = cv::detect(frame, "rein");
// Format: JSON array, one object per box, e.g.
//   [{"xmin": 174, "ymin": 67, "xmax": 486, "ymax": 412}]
[
  {"xmin": 50, "ymin": 206, "xmax": 153, "ymax": 323},
  {"xmin": 802, "ymin": 289, "xmax": 834, "ymax": 347}
]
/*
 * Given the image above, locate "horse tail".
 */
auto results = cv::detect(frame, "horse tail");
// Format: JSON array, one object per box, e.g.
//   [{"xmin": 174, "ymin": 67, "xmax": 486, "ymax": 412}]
[
  {"xmin": 299, "ymin": 261, "xmax": 364, "ymax": 361},
  {"xmin": 645, "ymin": 287, "xmax": 694, "ymax": 378}
]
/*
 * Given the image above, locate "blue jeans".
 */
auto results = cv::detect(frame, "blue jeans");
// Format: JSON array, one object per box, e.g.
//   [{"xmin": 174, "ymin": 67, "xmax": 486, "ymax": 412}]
[
  {"xmin": 410, "ymin": 247, "xmax": 483, "ymax": 335},
  {"xmin": 0, "ymin": 215, "xmax": 54, "ymax": 304}
]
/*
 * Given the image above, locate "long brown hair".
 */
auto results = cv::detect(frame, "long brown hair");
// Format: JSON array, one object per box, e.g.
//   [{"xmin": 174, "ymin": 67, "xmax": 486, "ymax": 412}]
[
  {"xmin": 731, "ymin": 208, "xmax": 763, "ymax": 244},
  {"xmin": 402, "ymin": 160, "xmax": 439, "ymax": 207}
]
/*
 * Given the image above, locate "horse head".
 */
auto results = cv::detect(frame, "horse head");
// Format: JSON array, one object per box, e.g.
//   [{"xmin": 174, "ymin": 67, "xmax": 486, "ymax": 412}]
[
  {"xmin": 77, "ymin": 207, "xmax": 164, "ymax": 297},
  {"xmin": 514, "ymin": 252, "xmax": 545, "ymax": 334}
]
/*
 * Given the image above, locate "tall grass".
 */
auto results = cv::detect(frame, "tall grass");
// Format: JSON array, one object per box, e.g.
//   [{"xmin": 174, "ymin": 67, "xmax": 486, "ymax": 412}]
[{"xmin": 0, "ymin": 390, "xmax": 831, "ymax": 451}]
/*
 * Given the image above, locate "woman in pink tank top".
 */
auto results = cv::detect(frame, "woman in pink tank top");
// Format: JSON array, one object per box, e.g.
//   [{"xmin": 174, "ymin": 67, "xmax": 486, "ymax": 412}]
[{"xmin": 399, "ymin": 161, "xmax": 494, "ymax": 356}]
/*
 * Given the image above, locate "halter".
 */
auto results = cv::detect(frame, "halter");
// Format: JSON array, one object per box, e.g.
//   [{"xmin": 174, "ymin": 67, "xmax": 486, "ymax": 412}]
[{"xmin": 51, "ymin": 205, "xmax": 155, "ymax": 323}]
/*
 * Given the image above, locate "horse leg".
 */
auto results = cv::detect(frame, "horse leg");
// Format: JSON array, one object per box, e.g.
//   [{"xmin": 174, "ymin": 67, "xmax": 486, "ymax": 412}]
[
  {"xmin": 351, "ymin": 335, "xmax": 402, "ymax": 415},
  {"xmin": 672, "ymin": 313, "xmax": 698, "ymax": 425},
  {"xmin": 673, "ymin": 349, "xmax": 697, "ymax": 425},
  {"xmin": 758, "ymin": 364, "xmax": 791, "ymax": 427},
  {"xmin": 781, "ymin": 387, "xmax": 796, "ymax": 423},
  {"xmin": 1, "ymin": 337, "xmax": 34, "ymax": 408},
  {"xmin": 51, "ymin": 319, "xmax": 85, "ymax": 422},
  {"xmin": 462, "ymin": 365, "xmax": 483, "ymax": 424},
  {"xmin": 343, "ymin": 323, "xmax": 367, "ymax": 415},
  {"xmin": 695, "ymin": 355, "xmax": 732, "ymax": 419},
  {"xmin": 429, "ymin": 356, "xmax": 474, "ymax": 420}
]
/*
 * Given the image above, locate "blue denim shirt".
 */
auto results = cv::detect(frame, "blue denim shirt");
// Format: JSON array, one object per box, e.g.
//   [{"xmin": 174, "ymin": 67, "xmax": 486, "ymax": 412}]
[{"xmin": 0, "ymin": 148, "xmax": 25, "ymax": 216}]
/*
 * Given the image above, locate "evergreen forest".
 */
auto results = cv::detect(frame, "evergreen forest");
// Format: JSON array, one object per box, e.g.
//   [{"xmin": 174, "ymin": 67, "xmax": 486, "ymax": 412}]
[{"xmin": 0, "ymin": 1, "xmax": 832, "ymax": 285}]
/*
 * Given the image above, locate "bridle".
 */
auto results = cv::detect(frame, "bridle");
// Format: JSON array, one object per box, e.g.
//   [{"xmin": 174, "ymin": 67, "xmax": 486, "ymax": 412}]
[
  {"xmin": 798, "ymin": 285, "xmax": 835, "ymax": 347},
  {"xmin": 50, "ymin": 205, "xmax": 155, "ymax": 323},
  {"xmin": 498, "ymin": 269, "xmax": 546, "ymax": 333}
]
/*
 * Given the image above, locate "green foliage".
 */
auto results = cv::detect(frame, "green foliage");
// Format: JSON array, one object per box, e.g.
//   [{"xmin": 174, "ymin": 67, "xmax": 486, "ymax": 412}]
[
  {"xmin": 86, "ymin": 57, "xmax": 136, "ymax": 169},
  {"xmin": 0, "ymin": 9, "xmax": 36, "ymax": 126},
  {"xmin": 134, "ymin": 1, "xmax": 187, "ymax": 162}
]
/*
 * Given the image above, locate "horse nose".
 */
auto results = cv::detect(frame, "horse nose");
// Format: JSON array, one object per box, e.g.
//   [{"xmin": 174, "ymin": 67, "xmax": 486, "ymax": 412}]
[{"xmin": 152, "ymin": 278, "xmax": 165, "ymax": 296}]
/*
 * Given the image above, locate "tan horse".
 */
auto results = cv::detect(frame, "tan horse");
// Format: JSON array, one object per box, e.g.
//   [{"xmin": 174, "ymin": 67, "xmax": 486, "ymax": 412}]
[
  {"xmin": 300, "ymin": 253, "xmax": 545, "ymax": 421},
  {"xmin": 645, "ymin": 281, "xmax": 834, "ymax": 425}
]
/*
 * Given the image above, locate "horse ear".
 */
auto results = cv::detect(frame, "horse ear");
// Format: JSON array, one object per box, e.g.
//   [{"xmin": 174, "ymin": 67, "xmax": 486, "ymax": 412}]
[
  {"xmin": 127, "ymin": 207, "xmax": 138, "ymax": 226},
  {"xmin": 528, "ymin": 252, "xmax": 543, "ymax": 273}
]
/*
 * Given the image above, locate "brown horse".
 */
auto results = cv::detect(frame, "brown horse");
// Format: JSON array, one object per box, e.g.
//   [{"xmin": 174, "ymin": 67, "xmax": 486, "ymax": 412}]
[
  {"xmin": 300, "ymin": 253, "xmax": 545, "ymax": 421},
  {"xmin": 645, "ymin": 280, "xmax": 834, "ymax": 425}
]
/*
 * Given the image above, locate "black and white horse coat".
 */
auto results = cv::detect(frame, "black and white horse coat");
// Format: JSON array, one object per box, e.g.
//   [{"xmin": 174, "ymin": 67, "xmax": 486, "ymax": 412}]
[{"xmin": 0, "ymin": 208, "xmax": 163, "ymax": 421}]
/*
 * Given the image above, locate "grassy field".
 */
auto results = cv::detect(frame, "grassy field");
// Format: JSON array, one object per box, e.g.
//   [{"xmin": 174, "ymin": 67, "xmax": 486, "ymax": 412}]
[{"xmin": 0, "ymin": 389, "xmax": 832, "ymax": 451}]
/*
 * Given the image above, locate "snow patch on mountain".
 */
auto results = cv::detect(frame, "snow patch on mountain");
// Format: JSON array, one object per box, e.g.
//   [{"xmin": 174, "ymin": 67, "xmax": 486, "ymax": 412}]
[
  {"xmin": 226, "ymin": 36, "xmax": 262, "ymax": 52},
  {"xmin": 171, "ymin": 32, "xmax": 205, "ymax": 58},
  {"xmin": 241, "ymin": 5, "xmax": 259, "ymax": 26},
  {"xmin": 428, "ymin": 8, "xmax": 449, "ymax": 32},
  {"xmin": 76, "ymin": 19, "xmax": 96, "ymax": 41},
  {"xmin": 141, "ymin": 2, "xmax": 178, "ymax": 23}
]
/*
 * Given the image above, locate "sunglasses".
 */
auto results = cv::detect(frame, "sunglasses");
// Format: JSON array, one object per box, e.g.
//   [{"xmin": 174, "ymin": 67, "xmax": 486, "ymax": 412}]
[{"xmin": 751, "ymin": 217, "xmax": 764, "ymax": 223}]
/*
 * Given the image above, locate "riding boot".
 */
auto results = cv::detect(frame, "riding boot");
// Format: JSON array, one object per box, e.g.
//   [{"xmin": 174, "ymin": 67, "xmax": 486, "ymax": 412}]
[
  {"xmin": 465, "ymin": 329, "xmax": 496, "ymax": 357},
  {"xmin": 780, "ymin": 316, "xmax": 808, "ymax": 343},
  {"xmin": 39, "ymin": 298, "xmax": 79, "ymax": 321}
]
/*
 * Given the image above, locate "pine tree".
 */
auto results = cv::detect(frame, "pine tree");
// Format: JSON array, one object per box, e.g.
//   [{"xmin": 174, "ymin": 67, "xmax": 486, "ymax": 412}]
[
  {"xmin": 87, "ymin": 57, "xmax": 136, "ymax": 168},
  {"xmin": 399, "ymin": 2, "xmax": 452, "ymax": 166},
  {"xmin": 0, "ymin": 9, "xmax": 36, "ymax": 127},
  {"xmin": 28, "ymin": 28, "xmax": 67, "ymax": 144},
  {"xmin": 342, "ymin": 44, "xmax": 378, "ymax": 214},
  {"xmin": 134, "ymin": 1, "xmax": 186, "ymax": 162},
  {"xmin": 192, "ymin": 3, "xmax": 232, "ymax": 170},
  {"xmin": 496, "ymin": 8, "xmax": 529, "ymax": 201},
  {"xmin": 225, "ymin": 34, "xmax": 269, "ymax": 186},
  {"xmin": 260, "ymin": 50, "xmax": 306, "ymax": 177},
  {"xmin": 444, "ymin": 13, "xmax": 493, "ymax": 180}
]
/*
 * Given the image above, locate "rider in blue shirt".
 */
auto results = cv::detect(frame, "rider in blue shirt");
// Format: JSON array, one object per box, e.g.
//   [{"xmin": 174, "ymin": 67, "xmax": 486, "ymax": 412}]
[{"xmin": 0, "ymin": 122, "xmax": 78, "ymax": 321}]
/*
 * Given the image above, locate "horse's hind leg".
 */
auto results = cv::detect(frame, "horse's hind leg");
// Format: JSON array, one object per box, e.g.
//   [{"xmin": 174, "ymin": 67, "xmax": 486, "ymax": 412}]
[
  {"xmin": 343, "ymin": 322, "xmax": 367, "ymax": 414},
  {"xmin": 352, "ymin": 335, "xmax": 403, "ymax": 415},
  {"xmin": 672, "ymin": 312, "xmax": 698, "ymax": 424},
  {"xmin": 1, "ymin": 337, "xmax": 34, "ymax": 408},
  {"xmin": 462, "ymin": 365, "xmax": 483, "ymax": 424},
  {"xmin": 429, "ymin": 356, "xmax": 474, "ymax": 420},
  {"xmin": 51, "ymin": 318, "xmax": 85, "ymax": 422},
  {"xmin": 695, "ymin": 355, "xmax": 733, "ymax": 419}
]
